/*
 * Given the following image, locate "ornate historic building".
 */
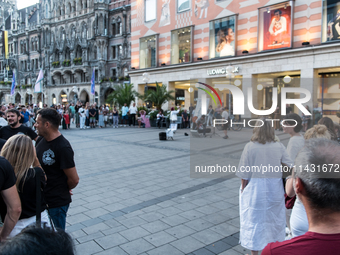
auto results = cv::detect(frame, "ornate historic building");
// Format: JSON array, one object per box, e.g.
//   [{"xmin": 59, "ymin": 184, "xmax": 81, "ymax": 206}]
[{"xmin": 0, "ymin": 0, "xmax": 131, "ymax": 106}]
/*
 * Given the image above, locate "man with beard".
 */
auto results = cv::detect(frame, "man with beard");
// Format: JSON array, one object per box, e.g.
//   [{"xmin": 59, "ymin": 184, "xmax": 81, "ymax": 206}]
[
  {"xmin": 34, "ymin": 108, "xmax": 79, "ymax": 230},
  {"xmin": 0, "ymin": 109, "xmax": 37, "ymax": 141}
]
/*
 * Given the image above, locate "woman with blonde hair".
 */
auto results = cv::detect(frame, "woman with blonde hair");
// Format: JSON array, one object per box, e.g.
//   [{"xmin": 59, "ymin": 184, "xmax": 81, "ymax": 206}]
[
  {"xmin": 318, "ymin": 117, "xmax": 337, "ymax": 141},
  {"xmin": 304, "ymin": 124, "xmax": 331, "ymax": 140},
  {"xmin": 285, "ymin": 124, "xmax": 333, "ymax": 238},
  {"xmin": 237, "ymin": 119, "xmax": 293, "ymax": 255},
  {"xmin": 1, "ymin": 134, "xmax": 50, "ymax": 237}
]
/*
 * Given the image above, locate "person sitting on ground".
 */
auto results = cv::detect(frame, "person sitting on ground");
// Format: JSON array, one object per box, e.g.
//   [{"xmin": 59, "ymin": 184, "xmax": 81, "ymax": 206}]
[
  {"xmin": 138, "ymin": 110, "xmax": 146, "ymax": 128},
  {"xmin": 156, "ymin": 110, "xmax": 164, "ymax": 128},
  {"xmin": 195, "ymin": 115, "xmax": 211, "ymax": 136},
  {"xmin": 318, "ymin": 117, "xmax": 337, "ymax": 141},
  {"xmin": 1, "ymin": 135, "xmax": 51, "ymax": 238},
  {"xmin": 262, "ymin": 138, "xmax": 340, "ymax": 255},
  {"xmin": 0, "ymin": 225, "xmax": 75, "ymax": 255}
]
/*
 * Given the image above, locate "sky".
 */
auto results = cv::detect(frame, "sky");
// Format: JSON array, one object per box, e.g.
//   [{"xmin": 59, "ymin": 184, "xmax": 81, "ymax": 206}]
[{"xmin": 17, "ymin": 0, "xmax": 39, "ymax": 10}]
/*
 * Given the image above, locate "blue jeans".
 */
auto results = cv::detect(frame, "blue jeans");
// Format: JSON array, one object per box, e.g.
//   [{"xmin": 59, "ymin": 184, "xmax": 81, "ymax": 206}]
[{"xmin": 48, "ymin": 204, "xmax": 69, "ymax": 230}]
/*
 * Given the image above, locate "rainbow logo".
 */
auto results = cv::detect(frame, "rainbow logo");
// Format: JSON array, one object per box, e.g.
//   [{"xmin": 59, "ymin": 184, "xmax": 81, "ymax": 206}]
[{"xmin": 197, "ymin": 82, "xmax": 222, "ymax": 107}]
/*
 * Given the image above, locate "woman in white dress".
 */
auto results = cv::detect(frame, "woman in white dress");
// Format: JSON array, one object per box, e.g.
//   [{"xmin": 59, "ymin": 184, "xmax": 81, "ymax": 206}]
[{"xmin": 237, "ymin": 119, "xmax": 293, "ymax": 255}]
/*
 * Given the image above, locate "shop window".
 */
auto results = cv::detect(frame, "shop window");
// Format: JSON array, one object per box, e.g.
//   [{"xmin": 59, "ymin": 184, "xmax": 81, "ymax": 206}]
[
  {"xmin": 175, "ymin": 89, "xmax": 185, "ymax": 106},
  {"xmin": 258, "ymin": 2, "xmax": 293, "ymax": 52},
  {"xmin": 177, "ymin": 0, "xmax": 190, "ymax": 13},
  {"xmin": 171, "ymin": 27, "xmax": 192, "ymax": 64},
  {"xmin": 145, "ymin": 0, "xmax": 156, "ymax": 22},
  {"xmin": 209, "ymin": 15, "xmax": 236, "ymax": 59},
  {"xmin": 322, "ymin": 0, "xmax": 340, "ymax": 42},
  {"xmin": 139, "ymin": 35, "xmax": 157, "ymax": 69}
]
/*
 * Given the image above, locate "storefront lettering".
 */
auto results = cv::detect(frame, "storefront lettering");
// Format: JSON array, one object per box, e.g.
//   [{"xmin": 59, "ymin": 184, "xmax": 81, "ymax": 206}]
[{"xmin": 207, "ymin": 66, "xmax": 239, "ymax": 76}]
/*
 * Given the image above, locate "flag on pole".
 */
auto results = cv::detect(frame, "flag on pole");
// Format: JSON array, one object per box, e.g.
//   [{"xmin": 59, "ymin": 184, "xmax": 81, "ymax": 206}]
[
  {"xmin": 34, "ymin": 69, "xmax": 44, "ymax": 93},
  {"xmin": 10, "ymin": 72, "xmax": 16, "ymax": 96},
  {"xmin": 91, "ymin": 68, "xmax": 95, "ymax": 95}
]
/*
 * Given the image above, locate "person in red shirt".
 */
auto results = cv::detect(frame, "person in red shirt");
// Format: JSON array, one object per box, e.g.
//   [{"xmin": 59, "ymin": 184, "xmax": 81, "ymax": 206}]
[
  {"xmin": 63, "ymin": 111, "xmax": 70, "ymax": 129},
  {"xmin": 262, "ymin": 138, "xmax": 340, "ymax": 255}
]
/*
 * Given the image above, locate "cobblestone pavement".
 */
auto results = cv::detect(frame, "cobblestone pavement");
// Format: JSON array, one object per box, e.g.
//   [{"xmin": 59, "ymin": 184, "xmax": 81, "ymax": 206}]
[{"xmin": 61, "ymin": 125, "xmax": 290, "ymax": 255}]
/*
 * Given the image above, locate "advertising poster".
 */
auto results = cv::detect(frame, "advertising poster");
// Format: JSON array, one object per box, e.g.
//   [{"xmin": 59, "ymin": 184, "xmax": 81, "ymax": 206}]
[
  {"xmin": 209, "ymin": 17, "xmax": 235, "ymax": 58},
  {"xmin": 324, "ymin": 0, "xmax": 340, "ymax": 42},
  {"xmin": 262, "ymin": 6, "xmax": 291, "ymax": 51}
]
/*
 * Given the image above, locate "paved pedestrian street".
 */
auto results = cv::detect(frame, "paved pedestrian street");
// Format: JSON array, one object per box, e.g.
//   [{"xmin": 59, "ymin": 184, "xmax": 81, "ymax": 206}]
[{"xmin": 62, "ymin": 126, "xmax": 290, "ymax": 255}]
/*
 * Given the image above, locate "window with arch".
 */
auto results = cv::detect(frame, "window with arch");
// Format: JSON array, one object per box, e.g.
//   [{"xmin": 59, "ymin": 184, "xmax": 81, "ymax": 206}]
[
  {"xmin": 81, "ymin": 24, "xmax": 87, "ymax": 39},
  {"xmin": 117, "ymin": 21, "xmax": 122, "ymax": 35},
  {"xmin": 73, "ymin": 1, "xmax": 76, "ymax": 12},
  {"xmin": 68, "ymin": 3, "xmax": 71, "ymax": 13}
]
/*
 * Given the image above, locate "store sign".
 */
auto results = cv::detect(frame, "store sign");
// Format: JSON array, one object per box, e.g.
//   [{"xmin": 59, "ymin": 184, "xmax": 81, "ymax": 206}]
[
  {"xmin": 176, "ymin": 97, "xmax": 185, "ymax": 100},
  {"xmin": 207, "ymin": 66, "xmax": 239, "ymax": 76}
]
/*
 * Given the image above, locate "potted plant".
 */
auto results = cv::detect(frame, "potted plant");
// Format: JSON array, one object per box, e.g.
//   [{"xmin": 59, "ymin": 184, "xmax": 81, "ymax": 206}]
[
  {"xmin": 63, "ymin": 59, "xmax": 71, "ymax": 66},
  {"xmin": 52, "ymin": 61, "xmax": 60, "ymax": 67},
  {"xmin": 137, "ymin": 82, "xmax": 175, "ymax": 110}
]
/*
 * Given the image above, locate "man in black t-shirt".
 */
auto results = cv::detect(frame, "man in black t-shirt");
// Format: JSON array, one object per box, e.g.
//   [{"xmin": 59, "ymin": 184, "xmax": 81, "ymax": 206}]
[
  {"xmin": 89, "ymin": 105, "xmax": 96, "ymax": 128},
  {"xmin": 0, "ymin": 157, "xmax": 21, "ymax": 242},
  {"xmin": 34, "ymin": 108, "xmax": 79, "ymax": 230},
  {"xmin": 0, "ymin": 109, "xmax": 38, "ymax": 141}
]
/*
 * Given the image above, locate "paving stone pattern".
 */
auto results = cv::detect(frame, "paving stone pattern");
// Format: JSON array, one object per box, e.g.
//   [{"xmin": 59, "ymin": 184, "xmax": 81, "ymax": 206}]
[{"xmin": 62, "ymin": 125, "xmax": 290, "ymax": 255}]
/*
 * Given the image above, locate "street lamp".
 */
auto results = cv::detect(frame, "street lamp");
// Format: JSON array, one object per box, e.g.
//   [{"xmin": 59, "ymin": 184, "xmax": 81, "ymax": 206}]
[{"xmin": 226, "ymin": 65, "xmax": 235, "ymax": 115}]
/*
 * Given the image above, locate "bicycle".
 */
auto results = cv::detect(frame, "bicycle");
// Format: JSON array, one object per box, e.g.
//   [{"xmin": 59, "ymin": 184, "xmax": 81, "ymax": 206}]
[{"xmin": 230, "ymin": 115, "xmax": 243, "ymax": 131}]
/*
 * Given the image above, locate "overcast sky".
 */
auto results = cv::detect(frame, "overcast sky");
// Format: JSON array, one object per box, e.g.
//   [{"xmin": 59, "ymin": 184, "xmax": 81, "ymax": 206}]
[{"xmin": 17, "ymin": 0, "xmax": 39, "ymax": 10}]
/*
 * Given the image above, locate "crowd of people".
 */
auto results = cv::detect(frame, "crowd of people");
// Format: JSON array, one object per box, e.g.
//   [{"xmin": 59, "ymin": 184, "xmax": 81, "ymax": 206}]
[
  {"xmin": 0, "ymin": 104, "xmax": 79, "ymax": 252},
  {"xmin": 0, "ymin": 100, "xmax": 340, "ymax": 254},
  {"xmin": 237, "ymin": 114, "xmax": 340, "ymax": 255}
]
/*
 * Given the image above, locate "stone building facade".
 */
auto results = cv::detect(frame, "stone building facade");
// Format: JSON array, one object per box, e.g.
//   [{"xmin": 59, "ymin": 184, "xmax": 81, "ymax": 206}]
[
  {"xmin": 0, "ymin": 0, "xmax": 131, "ymax": 106},
  {"xmin": 129, "ymin": 0, "xmax": 340, "ymax": 123}
]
